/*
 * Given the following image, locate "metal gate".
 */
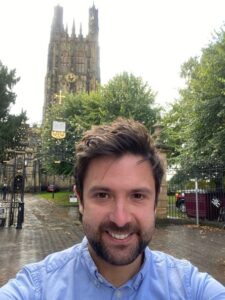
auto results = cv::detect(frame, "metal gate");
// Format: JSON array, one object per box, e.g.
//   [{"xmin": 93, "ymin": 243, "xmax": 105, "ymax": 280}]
[{"xmin": 0, "ymin": 155, "xmax": 25, "ymax": 229}]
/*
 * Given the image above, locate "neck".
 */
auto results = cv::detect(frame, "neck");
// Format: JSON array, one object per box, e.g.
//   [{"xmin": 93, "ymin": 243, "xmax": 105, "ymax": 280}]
[{"xmin": 88, "ymin": 245, "xmax": 143, "ymax": 287}]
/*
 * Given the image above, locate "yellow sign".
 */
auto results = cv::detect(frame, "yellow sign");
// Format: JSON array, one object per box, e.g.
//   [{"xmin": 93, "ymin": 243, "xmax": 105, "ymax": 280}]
[
  {"xmin": 51, "ymin": 131, "xmax": 66, "ymax": 139},
  {"xmin": 51, "ymin": 121, "xmax": 66, "ymax": 139}
]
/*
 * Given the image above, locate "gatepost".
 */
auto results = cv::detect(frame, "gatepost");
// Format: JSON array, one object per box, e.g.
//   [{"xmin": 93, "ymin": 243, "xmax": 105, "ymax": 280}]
[{"xmin": 152, "ymin": 124, "xmax": 169, "ymax": 219}]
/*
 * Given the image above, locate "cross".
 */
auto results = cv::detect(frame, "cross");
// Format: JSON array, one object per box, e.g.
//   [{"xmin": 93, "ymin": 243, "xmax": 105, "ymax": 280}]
[{"xmin": 54, "ymin": 90, "xmax": 65, "ymax": 104}]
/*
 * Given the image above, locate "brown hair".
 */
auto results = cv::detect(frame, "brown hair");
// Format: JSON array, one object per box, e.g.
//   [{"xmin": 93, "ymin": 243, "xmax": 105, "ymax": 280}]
[{"xmin": 75, "ymin": 118, "xmax": 164, "ymax": 204}]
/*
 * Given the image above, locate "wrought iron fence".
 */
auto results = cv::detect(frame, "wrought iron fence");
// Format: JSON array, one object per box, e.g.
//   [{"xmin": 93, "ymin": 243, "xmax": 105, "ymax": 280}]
[
  {"xmin": 167, "ymin": 167, "xmax": 225, "ymax": 227},
  {"xmin": 0, "ymin": 200, "xmax": 20, "ymax": 228},
  {"xmin": 0, "ymin": 161, "xmax": 25, "ymax": 229}
]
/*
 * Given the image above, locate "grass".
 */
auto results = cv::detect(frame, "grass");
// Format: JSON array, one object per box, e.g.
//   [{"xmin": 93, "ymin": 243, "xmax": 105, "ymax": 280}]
[{"xmin": 36, "ymin": 191, "xmax": 79, "ymax": 207}]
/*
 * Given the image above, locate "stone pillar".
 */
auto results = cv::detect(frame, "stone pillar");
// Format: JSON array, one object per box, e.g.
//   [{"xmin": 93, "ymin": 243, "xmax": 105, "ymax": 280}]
[
  {"xmin": 152, "ymin": 124, "xmax": 168, "ymax": 219},
  {"xmin": 156, "ymin": 149, "xmax": 168, "ymax": 218}
]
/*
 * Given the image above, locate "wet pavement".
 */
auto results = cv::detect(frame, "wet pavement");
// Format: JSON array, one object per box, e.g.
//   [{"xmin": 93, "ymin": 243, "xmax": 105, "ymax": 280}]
[{"xmin": 0, "ymin": 194, "xmax": 225, "ymax": 286}]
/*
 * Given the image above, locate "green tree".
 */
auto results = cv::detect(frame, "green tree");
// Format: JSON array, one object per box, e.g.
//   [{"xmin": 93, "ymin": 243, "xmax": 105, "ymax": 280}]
[
  {"xmin": 0, "ymin": 61, "xmax": 27, "ymax": 162},
  {"xmin": 41, "ymin": 72, "xmax": 160, "ymax": 175},
  {"xmin": 0, "ymin": 61, "xmax": 19, "ymax": 118},
  {"xmin": 101, "ymin": 72, "xmax": 159, "ymax": 131},
  {"xmin": 162, "ymin": 28, "xmax": 225, "ymax": 174},
  {"xmin": 41, "ymin": 91, "xmax": 103, "ymax": 175}
]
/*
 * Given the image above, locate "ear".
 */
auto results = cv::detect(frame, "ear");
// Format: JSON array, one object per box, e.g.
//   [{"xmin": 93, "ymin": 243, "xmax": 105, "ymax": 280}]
[
  {"xmin": 79, "ymin": 202, "xmax": 84, "ymax": 215},
  {"xmin": 76, "ymin": 189, "xmax": 84, "ymax": 215},
  {"xmin": 154, "ymin": 198, "xmax": 157, "ymax": 215}
]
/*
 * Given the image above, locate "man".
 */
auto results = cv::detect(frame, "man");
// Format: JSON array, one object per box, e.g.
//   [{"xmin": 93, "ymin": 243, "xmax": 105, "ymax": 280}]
[
  {"xmin": 2, "ymin": 181, "xmax": 7, "ymax": 200},
  {"xmin": 0, "ymin": 118, "xmax": 224, "ymax": 299}
]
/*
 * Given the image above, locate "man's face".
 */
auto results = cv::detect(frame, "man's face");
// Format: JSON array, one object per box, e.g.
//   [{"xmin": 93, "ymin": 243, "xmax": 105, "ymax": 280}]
[{"xmin": 79, "ymin": 154, "xmax": 156, "ymax": 266}]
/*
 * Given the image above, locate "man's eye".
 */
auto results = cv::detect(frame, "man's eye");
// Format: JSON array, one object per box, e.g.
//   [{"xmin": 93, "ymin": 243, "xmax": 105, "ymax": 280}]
[
  {"xmin": 132, "ymin": 193, "xmax": 144, "ymax": 200},
  {"xmin": 96, "ymin": 192, "xmax": 109, "ymax": 199}
]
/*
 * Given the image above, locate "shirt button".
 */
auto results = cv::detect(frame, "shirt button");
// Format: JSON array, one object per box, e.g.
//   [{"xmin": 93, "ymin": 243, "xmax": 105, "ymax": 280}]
[
  {"xmin": 98, "ymin": 277, "xmax": 103, "ymax": 283},
  {"xmin": 116, "ymin": 290, "xmax": 122, "ymax": 298},
  {"xmin": 94, "ymin": 280, "xmax": 99, "ymax": 287}
]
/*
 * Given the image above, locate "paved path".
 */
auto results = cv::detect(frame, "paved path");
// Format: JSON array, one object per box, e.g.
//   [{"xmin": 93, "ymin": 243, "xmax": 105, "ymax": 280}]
[{"xmin": 0, "ymin": 194, "xmax": 225, "ymax": 286}]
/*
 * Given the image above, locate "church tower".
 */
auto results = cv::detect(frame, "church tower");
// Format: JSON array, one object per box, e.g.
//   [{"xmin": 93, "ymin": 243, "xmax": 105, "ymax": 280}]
[{"xmin": 42, "ymin": 4, "xmax": 100, "ymax": 121}]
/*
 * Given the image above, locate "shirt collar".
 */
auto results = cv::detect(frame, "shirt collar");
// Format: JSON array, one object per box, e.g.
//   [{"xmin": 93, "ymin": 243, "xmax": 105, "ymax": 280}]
[{"xmin": 80, "ymin": 237, "xmax": 151, "ymax": 290}]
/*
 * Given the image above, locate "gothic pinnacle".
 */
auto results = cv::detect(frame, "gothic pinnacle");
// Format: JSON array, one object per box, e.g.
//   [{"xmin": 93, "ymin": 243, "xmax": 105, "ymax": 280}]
[
  {"xmin": 72, "ymin": 19, "xmax": 76, "ymax": 37},
  {"xmin": 79, "ymin": 23, "xmax": 83, "ymax": 38}
]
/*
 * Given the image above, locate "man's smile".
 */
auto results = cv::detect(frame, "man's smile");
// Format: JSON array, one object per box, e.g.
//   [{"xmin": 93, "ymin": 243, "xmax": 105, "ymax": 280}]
[{"xmin": 107, "ymin": 231, "xmax": 131, "ymax": 240}]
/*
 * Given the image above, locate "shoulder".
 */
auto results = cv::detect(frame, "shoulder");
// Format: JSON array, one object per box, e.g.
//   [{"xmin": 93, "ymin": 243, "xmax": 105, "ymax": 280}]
[
  {"xmin": 27, "ymin": 242, "xmax": 82, "ymax": 276},
  {"xmin": 146, "ymin": 249, "xmax": 193, "ymax": 284},
  {"xmin": 150, "ymin": 249, "xmax": 191, "ymax": 269},
  {"xmin": 0, "ymin": 243, "xmax": 84, "ymax": 299},
  {"xmin": 144, "ymin": 248, "xmax": 225, "ymax": 299}
]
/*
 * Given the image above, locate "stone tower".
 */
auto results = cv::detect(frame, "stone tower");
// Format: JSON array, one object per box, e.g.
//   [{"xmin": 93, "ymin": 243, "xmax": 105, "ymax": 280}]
[{"xmin": 42, "ymin": 4, "xmax": 100, "ymax": 121}]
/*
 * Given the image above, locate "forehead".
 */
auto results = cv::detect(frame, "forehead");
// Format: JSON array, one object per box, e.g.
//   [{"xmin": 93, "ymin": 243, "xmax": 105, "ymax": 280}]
[{"xmin": 83, "ymin": 154, "xmax": 155, "ymax": 188}]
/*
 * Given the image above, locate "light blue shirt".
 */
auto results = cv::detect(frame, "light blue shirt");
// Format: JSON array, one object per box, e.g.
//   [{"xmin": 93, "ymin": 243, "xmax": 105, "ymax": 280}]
[{"xmin": 0, "ymin": 237, "xmax": 224, "ymax": 299}]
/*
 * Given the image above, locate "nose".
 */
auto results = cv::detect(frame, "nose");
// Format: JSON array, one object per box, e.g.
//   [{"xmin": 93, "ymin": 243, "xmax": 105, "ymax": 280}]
[{"xmin": 109, "ymin": 199, "xmax": 132, "ymax": 227}]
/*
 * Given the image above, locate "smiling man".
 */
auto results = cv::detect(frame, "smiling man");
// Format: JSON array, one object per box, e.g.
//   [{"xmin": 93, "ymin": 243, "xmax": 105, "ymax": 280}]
[
  {"xmin": 0, "ymin": 118, "xmax": 225, "ymax": 299},
  {"xmin": 80, "ymin": 154, "xmax": 156, "ymax": 287}
]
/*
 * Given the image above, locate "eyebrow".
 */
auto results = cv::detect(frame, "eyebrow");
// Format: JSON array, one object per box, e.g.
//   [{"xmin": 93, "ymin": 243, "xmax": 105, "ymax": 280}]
[
  {"xmin": 88, "ymin": 186, "xmax": 111, "ymax": 193},
  {"xmin": 130, "ymin": 188, "xmax": 154, "ymax": 195},
  {"xmin": 88, "ymin": 186, "xmax": 153, "ymax": 195}
]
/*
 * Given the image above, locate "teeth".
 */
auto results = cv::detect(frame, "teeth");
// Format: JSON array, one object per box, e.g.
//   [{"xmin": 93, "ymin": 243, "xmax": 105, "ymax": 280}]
[{"xmin": 109, "ymin": 232, "xmax": 129, "ymax": 240}]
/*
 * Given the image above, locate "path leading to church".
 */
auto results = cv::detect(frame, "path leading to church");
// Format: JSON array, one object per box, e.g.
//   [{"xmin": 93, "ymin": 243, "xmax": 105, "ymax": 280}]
[{"xmin": 0, "ymin": 194, "xmax": 224, "ymax": 286}]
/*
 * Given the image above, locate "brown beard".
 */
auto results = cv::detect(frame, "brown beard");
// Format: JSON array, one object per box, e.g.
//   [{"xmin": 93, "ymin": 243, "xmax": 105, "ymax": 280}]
[{"xmin": 83, "ymin": 220, "xmax": 153, "ymax": 266}]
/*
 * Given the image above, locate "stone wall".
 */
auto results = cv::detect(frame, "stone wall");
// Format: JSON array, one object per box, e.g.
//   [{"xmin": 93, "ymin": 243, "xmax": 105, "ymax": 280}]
[{"xmin": 40, "ymin": 174, "xmax": 74, "ymax": 191}]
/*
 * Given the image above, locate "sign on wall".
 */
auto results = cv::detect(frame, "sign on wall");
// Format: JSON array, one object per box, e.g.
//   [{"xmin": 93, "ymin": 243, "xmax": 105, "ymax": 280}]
[{"xmin": 51, "ymin": 121, "xmax": 66, "ymax": 139}]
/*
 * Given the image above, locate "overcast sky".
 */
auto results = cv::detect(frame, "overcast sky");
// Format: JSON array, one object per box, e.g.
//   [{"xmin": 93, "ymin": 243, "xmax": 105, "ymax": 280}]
[{"xmin": 1, "ymin": 0, "xmax": 225, "ymax": 125}]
